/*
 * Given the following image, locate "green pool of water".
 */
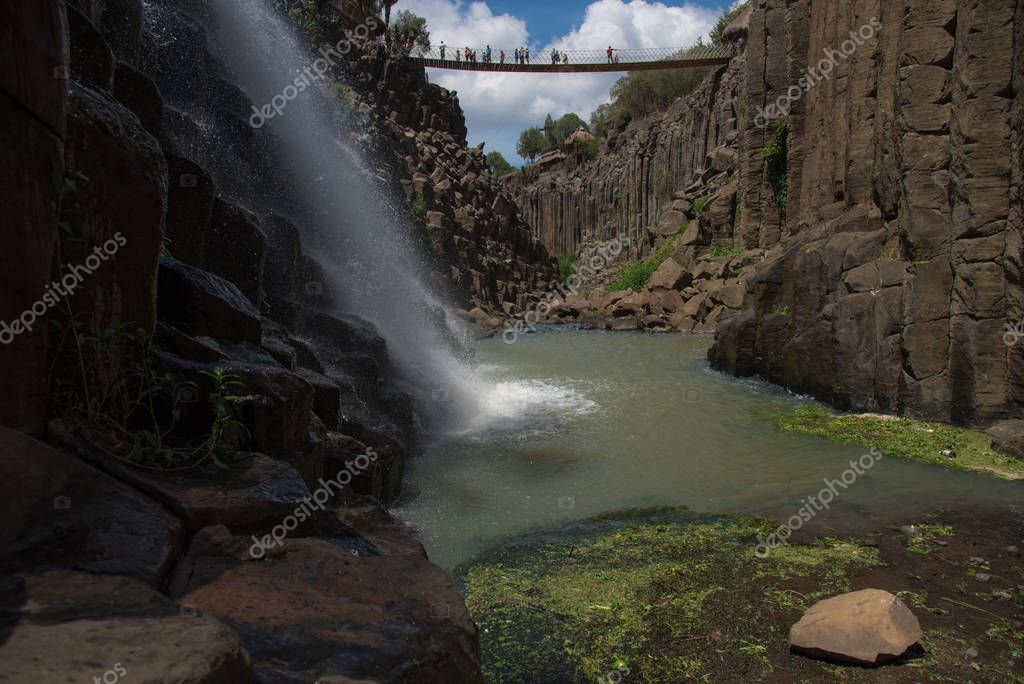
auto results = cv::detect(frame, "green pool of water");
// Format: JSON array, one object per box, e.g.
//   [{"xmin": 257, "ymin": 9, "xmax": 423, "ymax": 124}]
[{"xmin": 396, "ymin": 330, "xmax": 1021, "ymax": 569}]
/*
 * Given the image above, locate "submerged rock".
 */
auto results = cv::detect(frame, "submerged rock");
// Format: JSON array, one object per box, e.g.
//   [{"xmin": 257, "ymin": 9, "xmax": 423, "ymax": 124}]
[{"xmin": 788, "ymin": 589, "xmax": 922, "ymax": 665}]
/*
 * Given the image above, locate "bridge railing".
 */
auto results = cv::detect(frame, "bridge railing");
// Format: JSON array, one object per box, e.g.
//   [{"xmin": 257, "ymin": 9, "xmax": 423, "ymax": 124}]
[{"xmin": 417, "ymin": 44, "xmax": 734, "ymax": 66}]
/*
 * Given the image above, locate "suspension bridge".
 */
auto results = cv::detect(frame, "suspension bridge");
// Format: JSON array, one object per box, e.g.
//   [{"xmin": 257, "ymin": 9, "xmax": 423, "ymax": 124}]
[{"xmin": 411, "ymin": 45, "xmax": 736, "ymax": 73}]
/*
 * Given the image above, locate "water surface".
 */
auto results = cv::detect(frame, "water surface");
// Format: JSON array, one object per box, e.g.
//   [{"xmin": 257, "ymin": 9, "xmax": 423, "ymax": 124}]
[{"xmin": 396, "ymin": 330, "xmax": 1022, "ymax": 569}]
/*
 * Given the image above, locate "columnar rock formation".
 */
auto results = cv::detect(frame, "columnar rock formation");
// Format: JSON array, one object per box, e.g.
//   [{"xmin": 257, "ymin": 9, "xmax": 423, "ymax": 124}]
[
  {"xmin": 505, "ymin": 0, "xmax": 1024, "ymax": 426},
  {"xmin": 344, "ymin": 47, "xmax": 557, "ymax": 316},
  {"xmin": 0, "ymin": 0, "xmax": 568, "ymax": 678}
]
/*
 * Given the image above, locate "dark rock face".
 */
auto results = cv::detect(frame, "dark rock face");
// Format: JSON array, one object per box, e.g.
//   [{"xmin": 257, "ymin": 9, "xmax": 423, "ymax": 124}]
[
  {"xmin": 169, "ymin": 525, "xmax": 484, "ymax": 684},
  {"xmin": 157, "ymin": 257, "xmax": 263, "ymax": 344},
  {"xmin": 0, "ymin": 0, "xmax": 66, "ymax": 433},
  {"xmin": 505, "ymin": 0, "xmax": 1023, "ymax": 426},
  {"xmin": 343, "ymin": 46, "xmax": 558, "ymax": 317},
  {"xmin": 708, "ymin": 0, "xmax": 1024, "ymax": 425},
  {"xmin": 0, "ymin": 427, "xmax": 183, "ymax": 587}
]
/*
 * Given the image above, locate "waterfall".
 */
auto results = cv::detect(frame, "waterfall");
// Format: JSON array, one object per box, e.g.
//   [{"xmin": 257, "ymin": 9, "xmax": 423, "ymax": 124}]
[{"xmin": 173, "ymin": 0, "xmax": 485, "ymax": 428}]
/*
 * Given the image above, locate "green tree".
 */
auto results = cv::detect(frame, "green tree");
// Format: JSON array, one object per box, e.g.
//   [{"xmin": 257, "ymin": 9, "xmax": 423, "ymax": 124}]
[
  {"xmin": 389, "ymin": 10, "xmax": 430, "ymax": 56},
  {"xmin": 710, "ymin": 1, "xmax": 750, "ymax": 46},
  {"xmin": 549, "ymin": 113, "xmax": 588, "ymax": 147},
  {"xmin": 486, "ymin": 151, "xmax": 516, "ymax": 176},
  {"xmin": 516, "ymin": 127, "xmax": 547, "ymax": 163}
]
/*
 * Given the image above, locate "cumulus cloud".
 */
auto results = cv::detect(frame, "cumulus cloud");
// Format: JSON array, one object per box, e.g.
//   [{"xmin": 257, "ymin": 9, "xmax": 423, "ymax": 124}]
[{"xmin": 392, "ymin": 0, "xmax": 722, "ymax": 162}]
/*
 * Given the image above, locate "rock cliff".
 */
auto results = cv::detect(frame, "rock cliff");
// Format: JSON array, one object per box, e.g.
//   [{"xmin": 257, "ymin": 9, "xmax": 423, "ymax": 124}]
[
  {"xmin": 0, "ymin": 0, "xmax": 561, "ymax": 679},
  {"xmin": 505, "ymin": 0, "xmax": 1024, "ymax": 426}
]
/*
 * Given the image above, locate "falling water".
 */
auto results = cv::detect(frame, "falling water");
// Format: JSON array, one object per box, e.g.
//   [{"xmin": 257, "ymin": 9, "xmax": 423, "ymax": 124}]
[{"xmin": 195, "ymin": 0, "xmax": 484, "ymax": 424}]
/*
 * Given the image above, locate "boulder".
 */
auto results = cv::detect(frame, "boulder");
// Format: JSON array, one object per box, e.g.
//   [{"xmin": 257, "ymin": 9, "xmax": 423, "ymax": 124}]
[
  {"xmin": 653, "ymin": 209, "xmax": 688, "ymax": 237},
  {"xmin": 789, "ymin": 589, "xmax": 922, "ymax": 665},
  {"xmin": 0, "ymin": 427, "xmax": 183, "ymax": 587},
  {"xmin": 59, "ymin": 428, "xmax": 312, "ymax": 535},
  {"xmin": 647, "ymin": 258, "xmax": 691, "ymax": 291},
  {"xmin": 0, "ymin": 571, "xmax": 252, "ymax": 682},
  {"xmin": 169, "ymin": 525, "xmax": 484, "ymax": 683},
  {"xmin": 985, "ymin": 420, "xmax": 1024, "ymax": 460},
  {"xmin": 154, "ymin": 352, "xmax": 314, "ymax": 457},
  {"xmin": 157, "ymin": 257, "xmax": 262, "ymax": 344}
]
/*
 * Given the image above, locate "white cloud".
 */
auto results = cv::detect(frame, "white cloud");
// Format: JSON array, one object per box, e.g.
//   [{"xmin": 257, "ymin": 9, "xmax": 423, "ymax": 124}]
[{"xmin": 392, "ymin": 0, "xmax": 722, "ymax": 163}]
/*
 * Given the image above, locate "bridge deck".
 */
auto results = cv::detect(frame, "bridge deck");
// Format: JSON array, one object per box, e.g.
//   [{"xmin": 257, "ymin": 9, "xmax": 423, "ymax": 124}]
[
  {"xmin": 414, "ymin": 56, "xmax": 733, "ymax": 73},
  {"xmin": 410, "ymin": 46, "xmax": 735, "ymax": 73}
]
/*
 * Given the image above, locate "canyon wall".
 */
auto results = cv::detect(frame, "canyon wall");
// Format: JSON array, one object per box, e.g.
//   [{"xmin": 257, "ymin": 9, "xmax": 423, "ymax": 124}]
[
  {"xmin": 0, "ymin": 0, "xmax": 573, "ymax": 679},
  {"xmin": 506, "ymin": 0, "xmax": 1024, "ymax": 426}
]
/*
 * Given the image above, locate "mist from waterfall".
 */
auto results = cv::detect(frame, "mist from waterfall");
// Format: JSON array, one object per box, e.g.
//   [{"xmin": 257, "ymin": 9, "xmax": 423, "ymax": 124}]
[{"xmin": 203, "ymin": 0, "xmax": 484, "ymax": 427}]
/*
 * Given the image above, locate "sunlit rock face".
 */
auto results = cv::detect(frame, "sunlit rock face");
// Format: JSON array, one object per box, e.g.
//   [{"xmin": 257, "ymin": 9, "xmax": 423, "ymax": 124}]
[{"xmin": 504, "ymin": 0, "xmax": 1024, "ymax": 426}]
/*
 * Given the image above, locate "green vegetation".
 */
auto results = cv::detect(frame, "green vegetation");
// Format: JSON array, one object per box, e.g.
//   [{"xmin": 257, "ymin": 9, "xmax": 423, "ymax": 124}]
[
  {"xmin": 709, "ymin": 1, "xmax": 750, "ymax": 46},
  {"xmin": 691, "ymin": 195, "xmax": 712, "ymax": 214},
  {"xmin": 772, "ymin": 305, "xmax": 790, "ymax": 316},
  {"xmin": 516, "ymin": 126, "xmax": 548, "ymax": 163},
  {"xmin": 902, "ymin": 522, "xmax": 955, "ymax": 555},
  {"xmin": 388, "ymin": 10, "xmax": 430, "ymax": 56},
  {"xmin": 516, "ymin": 113, "xmax": 594, "ymax": 163},
  {"xmin": 486, "ymin": 151, "xmax": 515, "ymax": 176},
  {"xmin": 557, "ymin": 254, "xmax": 577, "ymax": 284},
  {"xmin": 460, "ymin": 508, "xmax": 879, "ymax": 683},
  {"xmin": 760, "ymin": 119, "xmax": 789, "ymax": 214},
  {"xmin": 590, "ymin": 65, "xmax": 710, "ymax": 135},
  {"xmin": 410, "ymin": 191, "xmax": 426, "ymax": 217},
  {"xmin": 606, "ymin": 237, "xmax": 679, "ymax": 292},
  {"xmin": 588, "ymin": 3, "xmax": 745, "ymax": 136},
  {"xmin": 768, "ymin": 406, "xmax": 1024, "ymax": 479},
  {"xmin": 707, "ymin": 242, "xmax": 743, "ymax": 258}
]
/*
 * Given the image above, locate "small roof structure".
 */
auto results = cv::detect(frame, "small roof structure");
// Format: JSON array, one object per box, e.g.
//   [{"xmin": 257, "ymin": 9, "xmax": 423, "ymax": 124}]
[
  {"xmin": 565, "ymin": 126, "xmax": 596, "ymax": 146},
  {"xmin": 722, "ymin": 4, "xmax": 753, "ymax": 44}
]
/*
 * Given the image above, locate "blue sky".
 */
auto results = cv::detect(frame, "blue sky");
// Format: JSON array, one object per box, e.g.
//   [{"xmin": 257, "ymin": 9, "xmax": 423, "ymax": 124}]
[{"xmin": 393, "ymin": 0, "xmax": 734, "ymax": 163}]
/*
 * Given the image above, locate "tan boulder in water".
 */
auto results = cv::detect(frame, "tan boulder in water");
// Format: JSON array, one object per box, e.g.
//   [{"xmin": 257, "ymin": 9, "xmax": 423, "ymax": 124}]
[{"xmin": 788, "ymin": 589, "xmax": 922, "ymax": 665}]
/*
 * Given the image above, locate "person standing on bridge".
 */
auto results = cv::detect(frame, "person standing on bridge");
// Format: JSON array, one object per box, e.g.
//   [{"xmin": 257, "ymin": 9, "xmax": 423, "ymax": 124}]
[
  {"xmin": 500, "ymin": 50, "xmax": 506, "ymax": 64},
  {"xmin": 563, "ymin": 52, "xmax": 569, "ymax": 64},
  {"xmin": 607, "ymin": 46, "xmax": 614, "ymax": 63},
  {"xmin": 485, "ymin": 45, "xmax": 492, "ymax": 63},
  {"xmin": 439, "ymin": 42, "xmax": 446, "ymax": 60},
  {"xmin": 525, "ymin": 47, "xmax": 530, "ymax": 64},
  {"xmin": 551, "ymin": 48, "xmax": 559, "ymax": 65}
]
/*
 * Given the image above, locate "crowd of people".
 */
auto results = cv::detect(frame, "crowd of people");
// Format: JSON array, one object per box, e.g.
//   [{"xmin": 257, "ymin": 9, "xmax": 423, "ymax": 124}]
[{"xmin": 434, "ymin": 42, "xmax": 620, "ymax": 66}]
